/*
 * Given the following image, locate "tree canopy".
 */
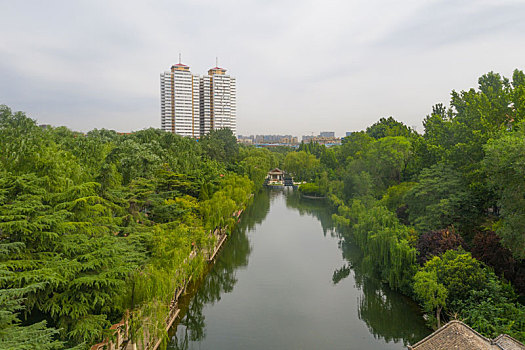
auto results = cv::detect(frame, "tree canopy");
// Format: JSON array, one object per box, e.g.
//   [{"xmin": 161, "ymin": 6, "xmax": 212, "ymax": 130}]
[
  {"xmin": 287, "ymin": 69, "xmax": 525, "ymax": 340},
  {"xmin": 0, "ymin": 105, "xmax": 274, "ymax": 349}
]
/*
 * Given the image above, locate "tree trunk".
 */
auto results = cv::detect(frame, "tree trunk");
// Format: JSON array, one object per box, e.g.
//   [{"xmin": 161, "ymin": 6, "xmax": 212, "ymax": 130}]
[{"xmin": 436, "ymin": 306, "xmax": 442, "ymax": 328}]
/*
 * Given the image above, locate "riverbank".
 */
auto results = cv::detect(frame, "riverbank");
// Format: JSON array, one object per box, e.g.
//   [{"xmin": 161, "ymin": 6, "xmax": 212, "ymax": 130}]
[
  {"xmin": 168, "ymin": 189, "xmax": 430, "ymax": 349},
  {"xmin": 301, "ymin": 194, "xmax": 327, "ymax": 199},
  {"xmin": 330, "ymin": 192, "xmax": 525, "ymax": 343},
  {"xmin": 91, "ymin": 208, "xmax": 246, "ymax": 350},
  {"xmin": 150, "ymin": 209, "xmax": 244, "ymax": 350}
]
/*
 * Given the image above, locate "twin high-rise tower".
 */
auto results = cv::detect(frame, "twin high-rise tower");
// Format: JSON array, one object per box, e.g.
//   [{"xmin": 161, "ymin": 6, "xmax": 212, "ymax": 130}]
[{"xmin": 160, "ymin": 61, "xmax": 236, "ymax": 138}]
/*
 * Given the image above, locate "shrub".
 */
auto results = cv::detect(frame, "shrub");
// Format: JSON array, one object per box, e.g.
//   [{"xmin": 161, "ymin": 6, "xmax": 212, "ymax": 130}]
[{"xmin": 299, "ymin": 183, "xmax": 322, "ymax": 196}]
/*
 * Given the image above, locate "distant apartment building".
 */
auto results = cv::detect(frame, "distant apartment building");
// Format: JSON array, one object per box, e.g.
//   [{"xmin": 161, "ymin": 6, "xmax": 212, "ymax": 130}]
[
  {"xmin": 160, "ymin": 61, "xmax": 236, "ymax": 138},
  {"xmin": 319, "ymin": 131, "xmax": 335, "ymax": 138},
  {"xmin": 255, "ymin": 135, "xmax": 298, "ymax": 144},
  {"xmin": 238, "ymin": 134, "xmax": 299, "ymax": 146},
  {"xmin": 280, "ymin": 136, "xmax": 298, "ymax": 144},
  {"xmin": 302, "ymin": 133, "xmax": 341, "ymax": 147},
  {"xmin": 302, "ymin": 135, "xmax": 314, "ymax": 143},
  {"xmin": 237, "ymin": 135, "xmax": 254, "ymax": 145}
]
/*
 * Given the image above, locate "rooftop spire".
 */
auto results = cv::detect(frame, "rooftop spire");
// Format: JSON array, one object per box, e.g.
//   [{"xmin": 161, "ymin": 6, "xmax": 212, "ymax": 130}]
[{"xmin": 171, "ymin": 53, "xmax": 190, "ymax": 72}]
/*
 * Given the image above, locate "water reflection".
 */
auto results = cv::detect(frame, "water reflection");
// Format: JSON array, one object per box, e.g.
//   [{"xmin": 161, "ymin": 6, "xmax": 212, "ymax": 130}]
[
  {"xmin": 168, "ymin": 189, "xmax": 271, "ymax": 349},
  {"xmin": 284, "ymin": 190, "xmax": 335, "ymax": 237},
  {"xmin": 168, "ymin": 189, "xmax": 429, "ymax": 349},
  {"xmin": 285, "ymin": 190, "xmax": 429, "ymax": 346},
  {"xmin": 332, "ymin": 264, "xmax": 351, "ymax": 285},
  {"xmin": 338, "ymin": 238, "xmax": 430, "ymax": 346}
]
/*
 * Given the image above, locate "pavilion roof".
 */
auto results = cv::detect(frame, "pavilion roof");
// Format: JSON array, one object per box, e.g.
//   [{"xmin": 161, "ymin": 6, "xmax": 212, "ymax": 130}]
[
  {"xmin": 268, "ymin": 168, "xmax": 284, "ymax": 174},
  {"xmin": 494, "ymin": 334, "xmax": 525, "ymax": 350},
  {"xmin": 408, "ymin": 320, "xmax": 525, "ymax": 350}
]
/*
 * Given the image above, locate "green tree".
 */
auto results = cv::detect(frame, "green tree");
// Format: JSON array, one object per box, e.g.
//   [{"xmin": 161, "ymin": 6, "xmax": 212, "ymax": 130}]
[
  {"xmin": 240, "ymin": 155, "xmax": 271, "ymax": 188},
  {"xmin": 362, "ymin": 136, "xmax": 412, "ymax": 190},
  {"xmin": 413, "ymin": 270, "xmax": 447, "ymax": 328},
  {"xmin": 298, "ymin": 183, "xmax": 321, "ymax": 196},
  {"xmin": 107, "ymin": 139, "xmax": 164, "ymax": 185},
  {"xmin": 379, "ymin": 182, "xmax": 417, "ymax": 214},
  {"xmin": 421, "ymin": 250, "xmax": 487, "ymax": 304},
  {"xmin": 342, "ymin": 171, "xmax": 373, "ymax": 200},
  {"xmin": 199, "ymin": 128, "xmax": 239, "ymax": 164},
  {"xmin": 283, "ymin": 151, "xmax": 320, "ymax": 182},
  {"xmin": 405, "ymin": 163, "xmax": 469, "ymax": 233},
  {"xmin": 456, "ymin": 275, "xmax": 525, "ymax": 340},
  {"xmin": 0, "ymin": 104, "xmax": 262, "ymax": 347},
  {"xmin": 0, "ymin": 243, "xmax": 65, "ymax": 350},
  {"xmin": 366, "ymin": 116, "xmax": 416, "ymax": 140},
  {"xmin": 334, "ymin": 202, "xmax": 417, "ymax": 293},
  {"xmin": 337, "ymin": 131, "xmax": 373, "ymax": 165},
  {"xmin": 483, "ymin": 129, "xmax": 525, "ymax": 259}
]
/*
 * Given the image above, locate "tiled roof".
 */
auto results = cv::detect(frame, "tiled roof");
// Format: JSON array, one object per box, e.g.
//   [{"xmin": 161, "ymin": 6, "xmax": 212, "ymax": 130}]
[
  {"xmin": 408, "ymin": 321, "xmax": 525, "ymax": 350},
  {"xmin": 268, "ymin": 168, "xmax": 283, "ymax": 174},
  {"xmin": 494, "ymin": 334, "xmax": 525, "ymax": 350}
]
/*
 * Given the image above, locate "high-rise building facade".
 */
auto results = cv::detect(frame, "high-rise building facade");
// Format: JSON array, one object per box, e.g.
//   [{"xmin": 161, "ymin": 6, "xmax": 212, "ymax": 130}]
[
  {"xmin": 201, "ymin": 67, "xmax": 236, "ymax": 136},
  {"xmin": 160, "ymin": 61, "xmax": 236, "ymax": 138},
  {"xmin": 160, "ymin": 63, "xmax": 200, "ymax": 137}
]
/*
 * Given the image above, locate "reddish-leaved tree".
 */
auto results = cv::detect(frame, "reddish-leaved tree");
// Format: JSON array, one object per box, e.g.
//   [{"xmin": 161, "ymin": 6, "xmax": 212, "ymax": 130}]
[
  {"xmin": 416, "ymin": 227, "xmax": 464, "ymax": 265},
  {"xmin": 471, "ymin": 231, "xmax": 525, "ymax": 295}
]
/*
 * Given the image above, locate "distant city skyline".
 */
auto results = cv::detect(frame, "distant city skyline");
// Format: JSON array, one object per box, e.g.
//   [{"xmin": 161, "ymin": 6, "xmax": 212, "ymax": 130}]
[
  {"xmin": 238, "ymin": 132, "xmax": 344, "ymax": 144},
  {"xmin": 2, "ymin": 1, "xmax": 525, "ymax": 136}
]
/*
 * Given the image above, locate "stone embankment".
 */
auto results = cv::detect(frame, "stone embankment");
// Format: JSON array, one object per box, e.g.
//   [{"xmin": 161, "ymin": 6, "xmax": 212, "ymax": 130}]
[{"xmin": 90, "ymin": 209, "xmax": 244, "ymax": 350}]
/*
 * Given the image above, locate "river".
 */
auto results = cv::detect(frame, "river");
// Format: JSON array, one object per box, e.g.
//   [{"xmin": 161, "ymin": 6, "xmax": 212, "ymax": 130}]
[{"xmin": 168, "ymin": 188, "xmax": 430, "ymax": 349}]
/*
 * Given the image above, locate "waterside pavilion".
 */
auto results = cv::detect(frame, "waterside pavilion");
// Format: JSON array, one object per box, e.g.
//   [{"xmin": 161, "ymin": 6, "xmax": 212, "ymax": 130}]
[{"xmin": 267, "ymin": 168, "xmax": 284, "ymax": 185}]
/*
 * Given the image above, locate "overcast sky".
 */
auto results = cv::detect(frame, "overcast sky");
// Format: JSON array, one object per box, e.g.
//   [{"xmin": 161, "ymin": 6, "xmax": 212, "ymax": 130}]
[{"xmin": 1, "ymin": 0, "xmax": 525, "ymax": 137}]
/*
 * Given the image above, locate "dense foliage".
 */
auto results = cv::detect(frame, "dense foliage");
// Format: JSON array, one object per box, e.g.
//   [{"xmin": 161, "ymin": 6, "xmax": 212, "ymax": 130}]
[
  {"xmin": 286, "ymin": 70, "xmax": 525, "ymax": 341},
  {"xmin": 3, "ymin": 68, "xmax": 525, "ymax": 346},
  {"xmin": 298, "ymin": 183, "xmax": 322, "ymax": 197},
  {"xmin": 0, "ymin": 106, "xmax": 277, "ymax": 349}
]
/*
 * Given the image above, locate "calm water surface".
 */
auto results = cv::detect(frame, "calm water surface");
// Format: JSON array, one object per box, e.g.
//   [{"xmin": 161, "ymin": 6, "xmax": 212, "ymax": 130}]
[{"xmin": 168, "ymin": 189, "xmax": 430, "ymax": 349}]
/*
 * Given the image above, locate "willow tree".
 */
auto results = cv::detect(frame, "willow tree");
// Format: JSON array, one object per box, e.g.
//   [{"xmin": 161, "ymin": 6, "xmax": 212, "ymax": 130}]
[{"xmin": 342, "ymin": 204, "xmax": 418, "ymax": 293}]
